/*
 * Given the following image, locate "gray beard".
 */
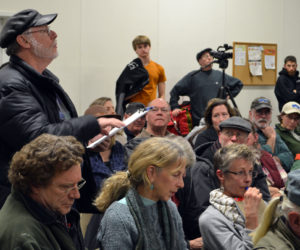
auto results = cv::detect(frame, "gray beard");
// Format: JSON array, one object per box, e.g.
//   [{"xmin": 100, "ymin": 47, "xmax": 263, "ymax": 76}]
[
  {"xmin": 254, "ymin": 118, "xmax": 269, "ymax": 129},
  {"xmin": 30, "ymin": 37, "xmax": 58, "ymax": 60}
]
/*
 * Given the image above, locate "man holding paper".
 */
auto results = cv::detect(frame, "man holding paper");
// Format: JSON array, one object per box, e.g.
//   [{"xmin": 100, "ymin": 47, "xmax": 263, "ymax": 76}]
[{"xmin": 0, "ymin": 9, "xmax": 124, "ymax": 208}]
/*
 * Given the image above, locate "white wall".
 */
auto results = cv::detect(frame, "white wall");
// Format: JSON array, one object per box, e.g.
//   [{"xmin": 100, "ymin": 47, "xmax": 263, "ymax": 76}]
[{"xmin": 1, "ymin": 0, "xmax": 300, "ymax": 124}]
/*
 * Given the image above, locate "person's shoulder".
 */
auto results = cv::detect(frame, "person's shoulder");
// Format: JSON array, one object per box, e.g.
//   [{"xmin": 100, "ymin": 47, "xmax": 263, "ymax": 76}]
[
  {"xmin": 199, "ymin": 204, "xmax": 230, "ymax": 225},
  {"xmin": 199, "ymin": 205, "xmax": 217, "ymax": 222},
  {"xmin": 0, "ymin": 63, "xmax": 27, "ymax": 88},
  {"xmin": 104, "ymin": 201, "xmax": 131, "ymax": 220},
  {"xmin": 166, "ymin": 199, "xmax": 179, "ymax": 212},
  {"xmin": 149, "ymin": 60, "xmax": 164, "ymax": 69}
]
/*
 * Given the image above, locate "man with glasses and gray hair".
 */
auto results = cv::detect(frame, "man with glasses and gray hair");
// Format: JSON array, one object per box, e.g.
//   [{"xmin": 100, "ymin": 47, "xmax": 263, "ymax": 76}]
[
  {"xmin": 125, "ymin": 98, "xmax": 174, "ymax": 156},
  {"xmin": 249, "ymin": 97, "xmax": 293, "ymax": 172},
  {"xmin": 0, "ymin": 9, "xmax": 124, "ymax": 208},
  {"xmin": 0, "ymin": 134, "xmax": 86, "ymax": 249}
]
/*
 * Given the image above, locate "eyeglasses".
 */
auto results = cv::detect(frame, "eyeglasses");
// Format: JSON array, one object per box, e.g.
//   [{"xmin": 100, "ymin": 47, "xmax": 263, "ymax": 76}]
[
  {"xmin": 225, "ymin": 170, "xmax": 258, "ymax": 178},
  {"xmin": 222, "ymin": 130, "xmax": 248, "ymax": 140},
  {"xmin": 23, "ymin": 27, "xmax": 51, "ymax": 36},
  {"xmin": 150, "ymin": 107, "xmax": 170, "ymax": 113},
  {"xmin": 286, "ymin": 114, "xmax": 300, "ymax": 121},
  {"xmin": 57, "ymin": 178, "xmax": 86, "ymax": 194}
]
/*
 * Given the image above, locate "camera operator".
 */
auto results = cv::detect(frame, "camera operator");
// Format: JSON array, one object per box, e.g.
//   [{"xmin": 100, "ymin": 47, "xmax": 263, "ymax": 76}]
[{"xmin": 170, "ymin": 47, "xmax": 243, "ymax": 127}]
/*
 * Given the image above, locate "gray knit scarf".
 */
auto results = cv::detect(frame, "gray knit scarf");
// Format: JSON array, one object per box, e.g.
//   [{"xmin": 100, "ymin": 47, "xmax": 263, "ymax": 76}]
[{"xmin": 126, "ymin": 188, "xmax": 177, "ymax": 250}]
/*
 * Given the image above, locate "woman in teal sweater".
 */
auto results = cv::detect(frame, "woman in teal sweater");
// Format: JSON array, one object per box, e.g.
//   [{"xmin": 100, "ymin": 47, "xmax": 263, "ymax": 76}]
[{"xmin": 95, "ymin": 137, "xmax": 188, "ymax": 250}]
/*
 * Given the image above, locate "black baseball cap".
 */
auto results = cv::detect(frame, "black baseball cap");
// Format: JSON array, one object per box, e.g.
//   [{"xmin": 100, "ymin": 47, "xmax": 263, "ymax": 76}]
[
  {"xmin": 196, "ymin": 48, "xmax": 212, "ymax": 61},
  {"xmin": 250, "ymin": 97, "xmax": 272, "ymax": 110},
  {"xmin": 125, "ymin": 102, "xmax": 145, "ymax": 114},
  {"xmin": 0, "ymin": 9, "xmax": 57, "ymax": 48}
]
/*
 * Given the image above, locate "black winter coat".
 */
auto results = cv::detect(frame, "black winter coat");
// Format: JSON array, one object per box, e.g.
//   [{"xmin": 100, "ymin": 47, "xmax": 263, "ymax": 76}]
[
  {"xmin": 0, "ymin": 56, "xmax": 100, "ymax": 207},
  {"xmin": 275, "ymin": 68, "xmax": 300, "ymax": 111}
]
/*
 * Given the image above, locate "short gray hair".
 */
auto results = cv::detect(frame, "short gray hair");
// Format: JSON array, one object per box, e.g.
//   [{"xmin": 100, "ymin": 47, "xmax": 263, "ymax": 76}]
[{"xmin": 213, "ymin": 143, "xmax": 258, "ymax": 172}]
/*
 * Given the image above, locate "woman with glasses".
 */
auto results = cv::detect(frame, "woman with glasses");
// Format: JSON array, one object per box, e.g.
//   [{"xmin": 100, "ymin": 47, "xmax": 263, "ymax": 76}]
[
  {"xmin": 95, "ymin": 137, "xmax": 188, "ymax": 250},
  {"xmin": 199, "ymin": 143, "xmax": 264, "ymax": 250},
  {"xmin": 275, "ymin": 101, "xmax": 300, "ymax": 158}
]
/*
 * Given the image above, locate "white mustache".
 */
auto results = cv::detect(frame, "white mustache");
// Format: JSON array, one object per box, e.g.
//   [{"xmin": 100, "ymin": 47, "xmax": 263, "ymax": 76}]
[{"xmin": 257, "ymin": 119, "xmax": 268, "ymax": 123}]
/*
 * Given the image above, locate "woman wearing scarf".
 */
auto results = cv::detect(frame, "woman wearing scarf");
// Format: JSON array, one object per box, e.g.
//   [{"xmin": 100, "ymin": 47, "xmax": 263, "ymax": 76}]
[
  {"xmin": 199, "ymin": 144, "xmax": 264, "ymax": 250},
  {"xmin": 95, "ymin": 137, "xmax": 188, "ymax": 250}
]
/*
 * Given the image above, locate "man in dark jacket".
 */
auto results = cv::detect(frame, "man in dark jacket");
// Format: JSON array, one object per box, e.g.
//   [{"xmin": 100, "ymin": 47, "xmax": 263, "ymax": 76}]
[
  {"xmin": 0, "ymin": 9, "xmax": 124, "ymax": 208},
  {"xmin": 170, "ymin": 48, "xmax": 243, "ymax": 127},
  {"xmin": 275, "ymin": 55, "xmax": 300, "ymax": 111},
  {"xmin": 0, "ymin": 134, "xmax": 86, "ymax": 249}
]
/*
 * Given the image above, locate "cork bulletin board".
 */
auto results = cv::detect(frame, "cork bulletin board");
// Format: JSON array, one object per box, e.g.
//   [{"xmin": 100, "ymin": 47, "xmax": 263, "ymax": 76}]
[{"xmin": 232, "ymin": 42, "xmax": 277, "ymax": 86}]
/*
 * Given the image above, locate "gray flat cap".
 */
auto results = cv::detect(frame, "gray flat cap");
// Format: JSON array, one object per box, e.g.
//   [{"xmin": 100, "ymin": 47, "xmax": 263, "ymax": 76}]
[{"xmin": 219, "ymin": 116, "xmax": 252, "ymax": 133}]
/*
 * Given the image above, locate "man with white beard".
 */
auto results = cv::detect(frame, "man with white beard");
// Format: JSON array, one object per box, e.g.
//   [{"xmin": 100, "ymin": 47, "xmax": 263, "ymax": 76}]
[
  {"xmin": 249, "ymin": 97, "xmax": 293, "ymax": 172},
  {"xmin": 0, "ymin": 9, "xmax": 124, "ymax": 208}
]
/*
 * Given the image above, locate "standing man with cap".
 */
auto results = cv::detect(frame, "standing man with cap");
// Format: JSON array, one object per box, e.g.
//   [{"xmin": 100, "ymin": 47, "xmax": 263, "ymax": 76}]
[
  {"xmin": 0, "ymin": 9, "xmax": 124, "ymax": 208},
  {"xmin": 275, "ymin": 55, "xmax": 300, "ymax": 111},
  {"xmin": 249, "ymin": 97, "xmax": 293, "ymax": 172},
  {"xmin": 170, "ymin": 48, "xmax": 243, "ymax": 127}
]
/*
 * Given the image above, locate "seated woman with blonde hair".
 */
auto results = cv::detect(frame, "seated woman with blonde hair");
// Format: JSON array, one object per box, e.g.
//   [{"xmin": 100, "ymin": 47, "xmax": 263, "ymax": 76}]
[
  {"xmin": 199, "ymin": 144, "xmax": 265, "ymax": 250},
  {"xmin": 95, "ymin": 137, "xmax": 188, "ymax": 250}
]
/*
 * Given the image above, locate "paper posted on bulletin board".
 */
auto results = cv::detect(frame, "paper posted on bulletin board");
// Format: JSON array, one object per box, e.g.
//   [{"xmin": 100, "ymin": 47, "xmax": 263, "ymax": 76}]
[{"xmin": 232, "ymin": 42, "xmax": 277, "ymax": 86}]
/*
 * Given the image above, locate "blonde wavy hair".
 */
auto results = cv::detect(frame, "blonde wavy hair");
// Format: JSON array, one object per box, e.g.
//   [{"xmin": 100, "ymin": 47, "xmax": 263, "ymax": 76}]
[{"xmin": 94, "ymin": 137, "xmax": 186, "ymax": 212}]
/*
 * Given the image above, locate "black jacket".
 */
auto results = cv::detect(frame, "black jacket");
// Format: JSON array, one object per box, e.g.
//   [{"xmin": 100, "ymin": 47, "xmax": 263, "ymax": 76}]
[
  {"xmin": 0, "ymin": 56, "xmax": 100, "ymax": 207},
  {"xmin": 115, "ymin": 58, "xmax": 149, "ymax": 116},
  {"xmin": 275, "ymin": 68, "xmax": 300, "ymax": 111},
  {"xmin": 170, "ymin": 69, "xmax": 243, "ymax": 126}
]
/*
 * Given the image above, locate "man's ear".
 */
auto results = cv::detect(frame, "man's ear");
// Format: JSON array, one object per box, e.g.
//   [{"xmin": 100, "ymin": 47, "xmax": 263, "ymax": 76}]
[
  {"xmin": 248, "ymin": 110, "xmax": 253, "ymax": 119},
  {"xmin": 16, "ymin": 34, "xmax": 31, "ymax": 48},
  {"xmin": 288, "ymin": 211, "xmax": 300, "ymax": 236}
]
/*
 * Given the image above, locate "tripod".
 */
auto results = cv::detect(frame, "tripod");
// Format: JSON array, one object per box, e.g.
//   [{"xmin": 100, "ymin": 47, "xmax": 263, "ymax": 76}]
[{"xmin": 216, "ymin": 58, "xmax": 241, "ymax": 116}]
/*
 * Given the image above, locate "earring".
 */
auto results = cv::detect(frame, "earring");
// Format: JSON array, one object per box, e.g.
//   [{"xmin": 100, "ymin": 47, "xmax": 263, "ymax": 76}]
[{"xmin": 150, "ymin": 184, "xmax": 154, "ymax": 190}]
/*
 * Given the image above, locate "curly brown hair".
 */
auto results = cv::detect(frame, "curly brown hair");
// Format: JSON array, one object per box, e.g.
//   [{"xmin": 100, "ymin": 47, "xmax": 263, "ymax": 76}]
[{"xmin": 8, "ymin": 134, "xmax": 85, "ymax": 195}]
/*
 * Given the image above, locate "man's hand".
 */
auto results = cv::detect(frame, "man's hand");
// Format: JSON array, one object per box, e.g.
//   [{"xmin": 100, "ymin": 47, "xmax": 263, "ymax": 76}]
[
  {"xmin": 261, "ymin": 126, "xmax": 276, "ymax": 153},
  {"xmin": 88, "ymin": 133, "xmax": 111, "ymax": 152},
  {"xmin": 260, "ymin": 126, "xmax": 276, "ymax": 139},
  {"xmin": 97, "ymin": 118, "xmax": 125, "ymax": 134},
  {"xmin": 172, "ymin": 108, "xmax": 181, "ymax": 117},
  {"xmin": 189, "ymin": 237, "xmax": 203, "ymax": 249}
]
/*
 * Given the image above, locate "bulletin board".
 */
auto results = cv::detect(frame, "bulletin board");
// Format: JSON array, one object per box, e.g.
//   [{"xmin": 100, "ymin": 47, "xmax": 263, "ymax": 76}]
[{"xmin": 232, "ymin": 42, "xmax": 277, "ymax": 86}]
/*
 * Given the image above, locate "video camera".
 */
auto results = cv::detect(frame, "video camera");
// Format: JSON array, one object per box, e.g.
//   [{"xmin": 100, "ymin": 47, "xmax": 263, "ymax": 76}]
[{"xmin": 210, "ymin": 44, "xmax": 233, "ymax": 69}]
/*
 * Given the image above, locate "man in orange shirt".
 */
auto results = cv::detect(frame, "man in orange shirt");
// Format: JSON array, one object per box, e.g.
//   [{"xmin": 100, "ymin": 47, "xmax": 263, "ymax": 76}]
[{"xmin": 129, "ymin": 35, "xmax": 166, "ymax": 106}]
